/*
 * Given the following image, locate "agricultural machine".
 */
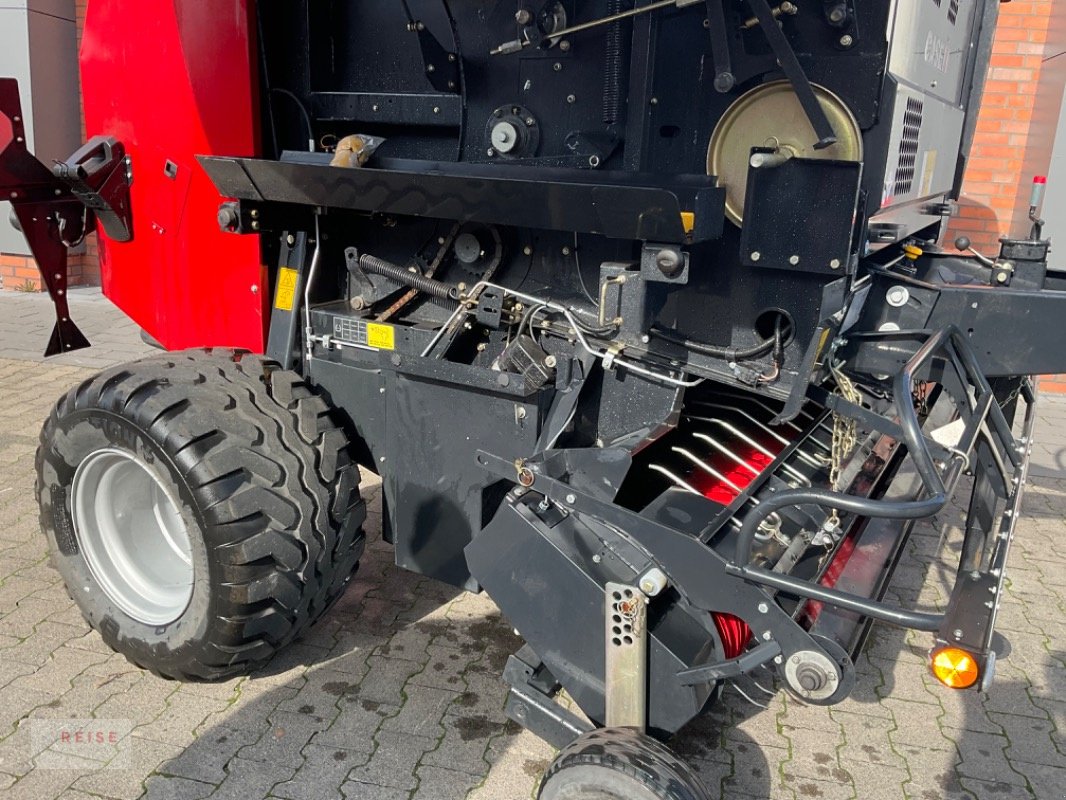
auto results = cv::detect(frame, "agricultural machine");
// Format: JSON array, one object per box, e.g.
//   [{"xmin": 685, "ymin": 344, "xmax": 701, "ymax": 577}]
[{"xmin": 1, "ymin": 1, "xmax": 1059, "ymax": 796}]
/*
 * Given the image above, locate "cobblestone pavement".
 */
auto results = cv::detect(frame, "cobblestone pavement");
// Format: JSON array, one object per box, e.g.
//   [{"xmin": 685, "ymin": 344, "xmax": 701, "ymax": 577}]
[{"xmin": 0, "ymin": 290, "xmax": 1064, "ymax": 800}]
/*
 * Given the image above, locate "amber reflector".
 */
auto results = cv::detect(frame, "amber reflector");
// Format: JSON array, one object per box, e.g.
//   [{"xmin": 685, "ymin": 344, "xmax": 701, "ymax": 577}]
[{"xmin": 931, "ymin": 647, "xmax": 980, "ymax": 689}]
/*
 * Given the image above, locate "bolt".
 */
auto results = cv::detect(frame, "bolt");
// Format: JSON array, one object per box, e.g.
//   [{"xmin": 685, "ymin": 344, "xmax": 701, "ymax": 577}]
[
  {"xmin": 592, "ymin": 554, "xmax": 603, "ymax": 564},
  {"xmin": 562, "ymin": 246, "xmax": 572, "ymax": 256},
  {"xmin": 251, "ymin": 221, "xmax": 260, "ymax": 230},
  {"xmin": 650, "ymin": 97, "xmax": 659, "ymax": 105},
  {"xmin": 553, "ymin": 62, "xmax": 562, "ymax": 72},
  {"xmin": 763, "ymin": 631, "xmax": 772, "ymax": 641},
  {"xmin": 750, "ymin": 251, "xmax": 761, "ymax": 262},
  {"xmin": 515, "ymin": 9, "xmax": 533, "ymax": 24},
  {"xmin": 372, "ymin": 104, "xmax": 380, "ymax": 112},
  {"xmin": 840, "ymin": 34, "xmax": 854, "ymax": 47},
  {"xmin": 426, "ymin": 64, "xmax": 436, "ymax": 73},
  {"xmin": 544, "ymin": 355, "xmax": 558, "ymax": 368},
  {"xmin": 523, "ymin": 246, "xmax": 533, "ymax": 256},
  {"xmin": 953, "ymin": 629, "xmax": 964, "ymax": 640},
  {"xmin": 789, "ymin": 255, "xmax": 800, "ymax": 265},
  {"xmin": 559, "ymin": 40, "xmax": 571, "ymax": 52},
  {"xmin": 567, "ymin": 94, "xmax": 577, "ymax": 104},
  {"xmin": 487, "ymin": 148, "xmax": 496, "ymax": 157},
  {"xmin": 996, "ymin": 272, "xmax": 1009, "ymax": 284},
  {"xmin": 641, "ymin": 334, "xmax": 650, "ymax": 344},
  {"xmin": 433, "ymin": 106, "xmax": 440, "ymax": 114},
  {"xmin": 829, "ymin": 7, "xmax": 846, "ymax": 23},
  {"xmin": 251, "ymin": 284, "xmax": 259, "ymax": 294},
  {"xmin": 516, "ymin": 407, "xmax": 528, "ymax": 420},
  {"xmin": 656, "ymin": 249, "xmax": 683, "ymax": 277},
  {"xmin": 758, "ymin": 602, "xmax": 769, "ymax": 614},
  {"xmin": 286, "ymin": 234, "xmax": 296, "ymax": 246},
  {"xmin": 566, "ymin": 493, "xmax": 577, "ymax": 504},
  {"xmin": 526, "ymin": 117, "xmax": 536, "ymax": 127},
  {"xmin": 830, "ymin": 258, "xmax": 842, "ymax": 269}
]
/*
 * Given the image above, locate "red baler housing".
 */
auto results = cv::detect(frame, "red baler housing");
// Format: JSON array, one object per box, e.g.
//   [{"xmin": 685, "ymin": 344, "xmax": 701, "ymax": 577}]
[{"xmin": 80, "ymin": 0, "xmax": 265, "ymax": 351}]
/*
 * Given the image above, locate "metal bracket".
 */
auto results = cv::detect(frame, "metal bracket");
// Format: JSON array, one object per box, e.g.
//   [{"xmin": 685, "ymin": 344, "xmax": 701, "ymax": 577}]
[
  {"xmin": 746, "ymin": 0, "xmax": 838, "ymax": 148},
  {"xmin": 0, "ymin": 78, "xmax": 99, "ymax": 356},
  {"xmin": 605, "ymin": 582, "xmax": 648, "ymax": 729},
  {"xmin": 503, "ymin": 647, "xmax": 593, "ymax": 748},
  {"xmin": 704, "ymin": 0, "xmax": 735, "ymax": 92}
]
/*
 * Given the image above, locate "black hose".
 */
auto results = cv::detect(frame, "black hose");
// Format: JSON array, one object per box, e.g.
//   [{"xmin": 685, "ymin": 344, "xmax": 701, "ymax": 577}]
[
  {"xmin": 732, "ymin": 329, "xmax": 955, "ymax": 568},
  {"xmin": 359, "ymin": 254, "xmax": 461, "ymax": 301},
  {"xmin": 649, "ymin": 326, "xmax": 778, "ymax": 361}
]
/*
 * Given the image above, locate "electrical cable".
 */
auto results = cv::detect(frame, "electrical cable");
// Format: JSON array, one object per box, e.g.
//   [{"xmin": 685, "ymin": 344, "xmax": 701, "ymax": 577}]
[
  {"xmin": 572, "ymin": 233, "xmax": 598, "ymax": 306},
  {"xmin": 269, "ymin": 88, "xmax": 315, "ymax": 151}
]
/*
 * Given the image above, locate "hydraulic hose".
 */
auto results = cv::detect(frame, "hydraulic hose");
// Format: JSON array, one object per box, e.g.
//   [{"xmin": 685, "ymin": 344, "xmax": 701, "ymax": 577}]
[
  {"xmin": 649, "ymin": 326, "xmax": 778, "ymax": 361},
  {"xmin": 359, "ymin": 254, "xmax": 461, "ymax": 301}
]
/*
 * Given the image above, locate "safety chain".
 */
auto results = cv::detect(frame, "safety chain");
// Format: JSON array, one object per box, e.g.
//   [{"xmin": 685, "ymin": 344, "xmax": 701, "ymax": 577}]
[{"xmin": 826, "ymin": 362, "xmax": 862, "ymax": 531}]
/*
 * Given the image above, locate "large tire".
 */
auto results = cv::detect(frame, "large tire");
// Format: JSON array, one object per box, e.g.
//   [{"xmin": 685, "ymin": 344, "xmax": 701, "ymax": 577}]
[
  {"xmin": 538, "ymin": 728, "xmax": 710, "ymax": 800},
  {"xmin": 35, "ymin": 350, "xmax": 366, "ymax": 680}
]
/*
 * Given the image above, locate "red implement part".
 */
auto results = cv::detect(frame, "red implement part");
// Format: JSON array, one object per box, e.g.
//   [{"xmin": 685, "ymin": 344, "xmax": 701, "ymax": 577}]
[
  {"xmin": 80, "ymin": 1, "xmax": 264, "ymax": 351},
  {"xmin": 712, "ymin": 613, "xmax": 752, "ymax": 660}
]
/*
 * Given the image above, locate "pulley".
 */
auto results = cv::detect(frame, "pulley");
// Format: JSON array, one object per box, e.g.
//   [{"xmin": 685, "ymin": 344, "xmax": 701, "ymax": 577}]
[{"xmin": 707, "ymin": 80, "xmax": 863, "ymax": 226}]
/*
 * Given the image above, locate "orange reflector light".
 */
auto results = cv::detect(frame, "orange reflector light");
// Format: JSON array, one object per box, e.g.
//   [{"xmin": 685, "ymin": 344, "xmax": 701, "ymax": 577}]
[{"xmin": 931, "ymin": 647, "xmax": 980, "ymax": 689}]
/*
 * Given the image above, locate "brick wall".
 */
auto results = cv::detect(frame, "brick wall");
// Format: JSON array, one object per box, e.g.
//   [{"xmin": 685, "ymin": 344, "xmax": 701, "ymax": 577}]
[
  {"xmin": 949, "ymin": 1, "xmax": 1066, "ymax": 254},
  {"xmin": 948, "ymin": 1, "xmax": 1066, "ymax": 392},
  {"xmin": 0, "ymin": 0, "xmax": 97, "ymax": 292}
]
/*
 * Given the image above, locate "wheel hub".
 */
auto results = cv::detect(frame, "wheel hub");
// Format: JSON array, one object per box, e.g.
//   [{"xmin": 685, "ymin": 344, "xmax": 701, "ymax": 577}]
[{"xmin": 71, "ymin": 448, "xmax": 194, "ymax": 626}]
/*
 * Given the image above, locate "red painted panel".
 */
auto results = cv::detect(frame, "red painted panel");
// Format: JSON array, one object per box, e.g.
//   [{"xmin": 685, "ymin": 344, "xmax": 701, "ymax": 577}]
[{"xmin": 80, "ymin": 0, "xmax": 264, "ymax": 351}]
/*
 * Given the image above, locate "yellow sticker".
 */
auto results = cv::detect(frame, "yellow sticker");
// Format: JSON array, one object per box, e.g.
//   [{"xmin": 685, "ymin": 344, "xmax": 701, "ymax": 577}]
[
  {"xmin": 366, "ymin": 323, "xmax": 396, "ymax": 351},
  {"xmin": 814, "ymin": 328, "xmax": 832, "ymax": 367},
  {"xmin": 275, "ymin": 267, "xmax": 299, "ymax": 312}
]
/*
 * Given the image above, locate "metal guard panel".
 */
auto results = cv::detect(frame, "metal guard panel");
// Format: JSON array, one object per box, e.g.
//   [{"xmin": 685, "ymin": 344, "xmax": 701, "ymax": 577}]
[{"xmin": 198, "ymin": 155, "xmax": 726, "ymax": 244}]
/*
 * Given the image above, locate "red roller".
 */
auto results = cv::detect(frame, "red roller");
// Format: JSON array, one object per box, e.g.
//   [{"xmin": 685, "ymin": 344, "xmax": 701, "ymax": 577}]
[{"xmin": 712, "ymin": 612, "xmax": 752, "ymax": 660}]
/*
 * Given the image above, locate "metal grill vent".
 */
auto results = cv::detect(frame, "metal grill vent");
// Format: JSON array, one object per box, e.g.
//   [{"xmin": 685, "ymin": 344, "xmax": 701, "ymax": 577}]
[
  {"xmin": 894, "ymin": 98, "xmax": 924, "ymax": 197},
  {"xmin": 948, "ymin": 0, "xmax": 960, "ymax": 24}
]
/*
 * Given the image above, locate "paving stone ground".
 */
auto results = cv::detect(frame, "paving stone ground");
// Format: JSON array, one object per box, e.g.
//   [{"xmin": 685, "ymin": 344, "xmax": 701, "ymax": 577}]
[{"xmin": 0, "ymin": 289, "xmax": 1064, "ymax": 800}]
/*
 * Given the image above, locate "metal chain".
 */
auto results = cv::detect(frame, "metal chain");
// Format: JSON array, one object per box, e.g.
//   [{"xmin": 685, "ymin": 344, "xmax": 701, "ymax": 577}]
[{"xmin": 826, "ymin": 362, "xmax": 862, "ymax": 531}]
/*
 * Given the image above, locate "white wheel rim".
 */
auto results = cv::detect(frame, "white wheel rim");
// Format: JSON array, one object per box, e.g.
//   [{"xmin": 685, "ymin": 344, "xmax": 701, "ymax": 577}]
[{"xmin": 71, "ymin": 448, "xmax": 194, "ymax": 626}]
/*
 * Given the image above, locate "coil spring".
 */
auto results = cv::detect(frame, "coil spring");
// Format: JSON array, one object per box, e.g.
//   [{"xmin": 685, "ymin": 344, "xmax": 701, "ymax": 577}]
[
  {"xmin": 603, "ymin": 0, "xmax": 626, "ymax": 125},
  {"xmin": 359, "ymin": 254, "xmax": 460, "ymax": 301}
]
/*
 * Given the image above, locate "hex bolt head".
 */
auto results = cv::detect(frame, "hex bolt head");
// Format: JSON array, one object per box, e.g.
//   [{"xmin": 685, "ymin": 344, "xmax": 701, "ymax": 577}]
[
  {"xmin": 566, "ymin": 493, "xmax": 577, "ymax": 504},
  {"xmin": 751, "ymin": 251, "xmax": 762, "ymax": 262},
  {"xmin": 758, "ymin": 602, "xmax": 769, "ymax": 614},
  {"xmin": 840, "ymin": 34, "xmax": 854, "ymax": 47},
  {"xmin": 953, "ymin": 629, "xmax": 964, "ymax": 640}
]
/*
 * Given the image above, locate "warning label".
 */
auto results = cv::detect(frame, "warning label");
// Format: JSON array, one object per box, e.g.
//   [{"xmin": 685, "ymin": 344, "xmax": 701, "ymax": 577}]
[
  {"xmin": 332, "ymin": 318, "xmax": 397, "ymax": 351},
  {"xmin": 275, "ymin": 268, "xmax": 299, "ymax": 312},
  {"xmin": 366, "ymin": 323, "xmax": 396, "ymax": 351}
]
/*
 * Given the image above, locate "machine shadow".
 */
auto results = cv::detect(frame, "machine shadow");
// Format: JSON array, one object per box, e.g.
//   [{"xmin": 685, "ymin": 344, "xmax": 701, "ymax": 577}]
[{"xmin": 143, "ymin": 479, "xmax": 770, "ymax": 799}]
